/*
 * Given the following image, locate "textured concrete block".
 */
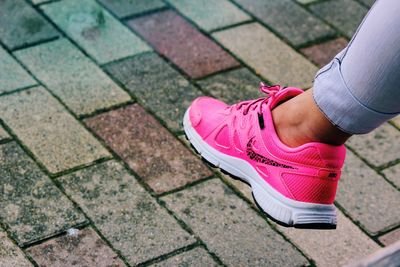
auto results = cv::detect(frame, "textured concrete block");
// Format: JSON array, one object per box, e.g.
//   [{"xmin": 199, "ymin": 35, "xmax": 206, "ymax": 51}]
[
  {"xmin": 300, "ymin": 38, "xmax": 348, "ymax": 67},
  {"xmin": 0, "ymin": 230, "xmax": 33, "ymax": 266},
  {"xmin": 59, "ymin": 160, "xmax": 195, "ymax": 265},
  {"xmin": 151, "ymin": 247, "xmax": 218, "ymax": 267},
  {"xmin": 98, "ymin": 0, "xmax": 165, "ymax": 18},
  {"xmin": 15, "ymin": 39, "xmax": 130, "ymax": 116},
  {"xmin": 0, "ymin": 126, "xmax": 10, "ymax": 141},
  {"xmin": 379, "ymin": 228, "xmax": 400, "ymax": 247},
  {"xmin": 213, "ymin": 23, "xmax": 318, "ymax": 88},
  {"xmin": 383, "ymin": 164, "xmax": 400, "ymax": 189},
  {"xmin": 0, "ymin": 87, "xmax": 110, "ymax": 174}
]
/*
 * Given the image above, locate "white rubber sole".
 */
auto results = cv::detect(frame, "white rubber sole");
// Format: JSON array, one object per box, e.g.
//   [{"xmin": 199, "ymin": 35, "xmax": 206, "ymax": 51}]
[{"xmin": 183, "ymin": 108, "xmax": 337, "ymax": 228}]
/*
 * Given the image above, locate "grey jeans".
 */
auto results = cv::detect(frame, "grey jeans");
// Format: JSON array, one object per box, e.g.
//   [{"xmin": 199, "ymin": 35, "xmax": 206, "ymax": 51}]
[{"xmin": 313, "ymin": 0, "xmax": 400, "ymax": 134}]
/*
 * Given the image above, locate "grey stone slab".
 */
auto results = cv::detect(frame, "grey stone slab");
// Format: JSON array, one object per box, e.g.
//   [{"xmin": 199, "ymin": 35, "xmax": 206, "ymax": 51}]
[
  {"xmin": 233, "ymin": 0, "xmax": 333, "ymax": 46},
  {"xmin": 309, "ymin": 0, "xmax": 368, "ymax": 39},
  {"xmin": 0, "ymin": 230, "xmax": 33, "ymax": 267},
  {"xmin": 0, "ymin": 87, "xmax": 110, "ymax": 174},
  {"xmin": 59, "ymin": 160, "xmax": 195, "ymax": 266},
  {"xmin": 0, "ymin": 142, "xmax": 86, "ymax": 246},
  {"xmin": 14, "ymin": 39, "xmax": 130, "ymax": 116},
  {"xmin": 26, "ymin": 227, "xmax": 126, "ymax": 267},
  {"xmin": 0, "ymin": 46, "xmax": 36, "ymax": 94},
  {"xmin": 0, "ymin": 126, "xmax": 10, "ymax": 141},
  {"xmin": 383, "ymin": 164, "xmax": 400, "ymax": 189},
  {"xmin": 0, "ymin": 0, "xmax": 58, "ymax": 50},
  {"xmin": 345, "ymin": 241, "xmax": 400, "ymax": 267},
  {"xmin": 197, "ymin": 68, "xmax": 263, "ymax": 104},
  {"xmin": 162, "ymin": 179, "xmax": 308, "ymax": 266},
  {"xmin": 151, "ymin": 247, "xmax": 218, "ymax": 267},
  {"xmin": 337, "ymin": 151, "xmax": 400, "ymax": 234},
  {"xmin": 167, "ymin": 0, "xmax": 250, "ymax": 32},
  {"xmin": 213, "ymin": 23, "xmax": 318, "ymax": 88},
  {"xmin": 347, "ymin": 123, "xmax": 400, "ymax": 167},
  {"xmin": 296, "ymin": 0, "xmax": 319, "ymax": 4},
  {"xmin": 98, "ymin": 0, "xmax": 165, "ymax": 18},
  {"xmin": 104, "ymin": 52, "xmax": 203, "ymax": 132},
  {"xmin": 41, "ymin": 0, "xmax": 150, "ymax": 64},
  {"xmin": 359, "ymin": 0, "xmax": 376, "ymax": 7}
]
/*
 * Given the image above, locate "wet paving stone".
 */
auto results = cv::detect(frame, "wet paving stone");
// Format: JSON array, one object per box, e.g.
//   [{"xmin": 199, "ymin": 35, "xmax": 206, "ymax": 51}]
[
  {"xmin": 104, "ymin": 52, "xmax": 203, "ymax": 132},
  {"xmin": 309, "ymin": 0, "xmax": 368, "ymax": 39},
  {"xmin": 0, "ymin": 230, "xmax": 33, "ymax": 267},
  {"xmin": 15, "ymin": 39, "xmax": 130, "ymax": 116},
  {"xmin": 166, "ymin": 0, "xmax": 250, "ymax": 32},
  {"xmin": 347, "ymin": 123, "xmax": 400, "ymax": 167},
  {"xmin": 41, "ymin": 0, "xmax": 150, "ymax": 64},
  {"xmin": 0, "ymin": 0, "xmax": 58, "ymax": 50},
  {"xmin": 98, "ymin": 0, "xmax": 165, "ymax": 18},
  {"xmin": 128, "ymin": 10, "xmax": 239, "ymax": 79},
  {"xmin": 59, "ymin": 160, "xmax": 195, "ymax": 265},
  {"xmin": 151, "ymin": 247, "xmax": 218, "ymax": 267},
  {"xmin": 233, "ymin": 0, "xmax": 334, "ymax": 47},
  {"xmin": 84, "ymin": 104, "xmax": 212, "ymax": 194},
  {"xmin": 300, "ymin": 38, "xmax": 348, "ymax": 67},
  {"xmin": 0, "ymin": 142, "xmax": 86, "ymax": 246},
  {"xmin": 26, "ymin": 227, "xmax": 126, "ymax": 267},
  {"xmin": 162, "ymin": 179, "xmax": 308, "ymax": 266},
  {"xmin": 379, "ymin": 228, "xmax": 400, "ymax": 247},
  {"xmin": 213, "ymin": 23, "xmax": 318, "ymax": 89},
  {"xmin": 336, "ymin": 151, "xmax": 400, "ymax": 235},
  {"xmin": 0, "ymin": 46, "xmax": 36, "ymax": 94},
  {"xmin": 196, "ymin": 68, "xmax": 263, "ymax": 104},
  {"xmin": 383, "ymin": 164, "xmax": 400, "ymax": 189},
  {"xmin": 0, "ymin": 87, "xmax": 110, "ymax": 174}
]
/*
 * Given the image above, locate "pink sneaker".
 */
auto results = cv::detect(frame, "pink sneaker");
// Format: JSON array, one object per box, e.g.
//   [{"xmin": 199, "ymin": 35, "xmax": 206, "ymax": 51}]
[{"xmin": 183, "ymin": 83, "xmax": 346, "ymax": 228}]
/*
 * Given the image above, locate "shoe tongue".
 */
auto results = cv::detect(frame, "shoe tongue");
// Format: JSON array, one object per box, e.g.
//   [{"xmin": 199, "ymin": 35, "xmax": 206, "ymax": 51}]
[{"xmin": 268, "ymin": 87, "xmax": 304, "ymax": 110}]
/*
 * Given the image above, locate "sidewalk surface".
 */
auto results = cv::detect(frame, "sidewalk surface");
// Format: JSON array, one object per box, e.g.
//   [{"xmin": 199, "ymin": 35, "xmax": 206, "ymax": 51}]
[{"xmin": 0, "ymin": 0, "xmax": 399, "ymax": 266}]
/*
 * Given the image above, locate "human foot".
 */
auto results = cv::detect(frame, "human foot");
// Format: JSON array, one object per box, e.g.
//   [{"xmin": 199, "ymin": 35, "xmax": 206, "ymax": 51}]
[{"xmin": 183, "ymin": 83, "xmax": 346, "ymax": 228}]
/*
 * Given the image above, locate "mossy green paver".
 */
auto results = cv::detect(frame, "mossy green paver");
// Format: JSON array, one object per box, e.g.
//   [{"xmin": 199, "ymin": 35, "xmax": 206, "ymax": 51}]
[
  {"xmin": 0, "ymin": 142, "xmax": 86, "ymax": 246},
  {"xmin": 41, "ymin": 0, "xmax": 150, "ymax": 64},
  {"xmin": 197, "ymin": 68, "xmax": 262, "ymax": 104},
  {"xmin": 383, "ymin": 164, "xmax": 400, "ymax": 189},
  {"xmin": 337, "ymin": 151, "xmax": 400, "ymax": 235},
  {"xmin": 0, "ymin": 126, "xmax": 9, "ymax": 141},
  {"xmin": 0, "ymin": 0, "xmax": 58, "ymax": 50},
  {"xmin": 59, "ymin": 160, "xmax": 195, "ymax": 266},
  {"xmin": 232, "ymin": 0, "xmax": 333, "ymax": 46},
  {"xmin": 309, "ymin": 0, "xmax": 368, "ymax": 39},
  {"xmin": 0, "ymin": 87, "xmax": 110, "ymax": 174},
  {"xmin": 98, "ymin": 0, "xmax": 165, "ymax": 18},
  {"xmin": 213, "ymin": 23, "xmax": 318, "ymax": 88},
  {"xmin": 104, "ymin": 52, "xmax": 203, "ymax": 132},
  {"xmin": 0, "ymin": 46, "xmax": 36, "ymax": 94},
  {"xmin": 166, "ymin": 0, "xmax": 250, "ymax": 32},
  {"xmin": 0, "ymin": 229, "xmax": 33, "ymax": 266},
  {"xmin": 162, "ymin": 179, "xmax": 308, "ymax": 266},
  {"xmin": 14, "ymin": 39, "xmax": 130, "ymax": 116},
  {"xmin": 151, "ymin": 247, "xmax": 218, "ymax": 267},
  {"xmin": 347, "ymin": 123, "xmax": 400, "ymax": 167}
]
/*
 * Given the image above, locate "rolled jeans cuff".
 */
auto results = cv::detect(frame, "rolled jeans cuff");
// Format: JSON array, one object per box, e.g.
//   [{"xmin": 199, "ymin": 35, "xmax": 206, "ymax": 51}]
[{"xmin": 313, "ymin": 59, "xmax": 397, "ymax": 134}]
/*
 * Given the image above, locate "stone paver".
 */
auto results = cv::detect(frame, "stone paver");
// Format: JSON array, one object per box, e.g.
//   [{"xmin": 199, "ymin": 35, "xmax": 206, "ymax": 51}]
[
  {"xmin": 391, "ymin": 116, "xmax": 400, "ymax": 128},
  {"xmin": 30, "ymin": 0, "xmax": 52, "ymax": 4},
  {"xmin": 383, "ymin": 164, "xmax": 400, "ymax": 189},
  {"xmin": 347, "ymin": 123, "xmax": 400, "ymax": 167},
  {"xmin": 41, "ymin": 0, "xmax": 150, "ymax": 64},
  {"xmin": 0, "ymin": 87, "xmax": 110, "ymax": 174},
  {"xmin": 167, "ymin": 0, "xmax": 250, "ymax": 32},
  {"xmin": 128, "ymin": 10, "xmax": 239, "ymax": 79},
  {"xmin": 213, "ymin": 23, "xmax": 318, "ymax": 88},
  {"xmin": 297, "ymin": 0, "xmax": 319, "ymax": 4},
  {"xmin": 85, "ymin": 104, "xmax": 212, "ymax": 194},
  {"xmin": 0, "ymin": 0, "xmax": 58, "ymax": 50},
  {"xmin": 309, "ymin": 0, "xmax": 368, "ymax": 39},
  {"xmin": 379, "ymin": 229, "xmax": 400, "ymax": 247},
  {"xmin": 151, "ymin": 247, "xmax": 218, "ymax": 267},
  {"xmin": 162, "ymin": 179, "xmax": 308, "ymax": 266},
  {"xmin": 301, "ymin": 38, "xmax": 348, "ymax": 67},
  {"xmin": 26, "ymin": 228, "xmax": 125, "ymax": 267},
  {"xmin": 359, "ymin": 0, "xmax": 376, "ymax": 7},
  {"xmin": 104, "ymin": 52, "xmax": 203, "ymax": 132},
  {"xmin": 0, "ymin": 126, "xmax": 10, "ymax": 141},
  {"xmin": 197, "ymin": 68, "xmax": 263, "ymax": 104},
  {"xmin": 59, "ymin": 160, "xmax": 195, "ymax": 266},
  {"xmin": 98, "ymin": 0, "xmax": 165, "ymax": 18},
  {"xmin": 0, "ymin": 46, "xmax": 36, "ymax": 94},
  {"xmin": 0, "ymin": 230, "xmax": 33, "ymax": 267},
  {"xmin": 233, "ymin": 0, "xmax": 334, "ymax": 46},
  {"xmin": 0, "ymin": 142, "xmax": 85, "ymax": 246},
  {"xmin": 14, "ymin": 39, "xmax": 130, "ymax": 116},
  {"xmin": 337, "ymin": 151, "xmax": 400, "ymax": 234}
]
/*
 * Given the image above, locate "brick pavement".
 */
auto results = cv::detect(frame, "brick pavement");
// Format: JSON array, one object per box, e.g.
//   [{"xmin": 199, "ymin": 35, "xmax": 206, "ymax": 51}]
[{"xmin": 0, "ymin": 0, "xmax": 398, "ymax": 266}]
